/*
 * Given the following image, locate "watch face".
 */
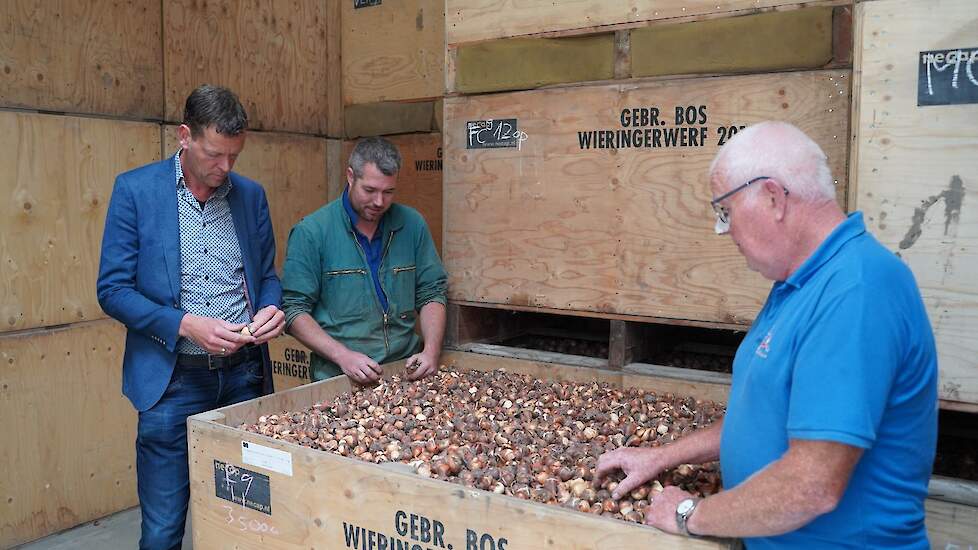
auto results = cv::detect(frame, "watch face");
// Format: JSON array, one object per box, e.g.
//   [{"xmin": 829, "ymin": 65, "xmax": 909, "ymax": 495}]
[{"xmin": 677, "ymin": 499, "xmax": 695, "ymax": 515}]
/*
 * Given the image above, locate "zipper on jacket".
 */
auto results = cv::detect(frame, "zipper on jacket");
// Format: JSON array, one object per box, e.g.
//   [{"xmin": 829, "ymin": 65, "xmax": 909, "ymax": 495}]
[
  {"xmin": 349, "ymin": 227, "xmax": 397, "ymax": 355},
  {"xmin": 325, "ymin": 268, "xmax": 368, "ymax": 276},
  {"xmin": 392, "ymin": 265, "xmax": 416, "ymax": 273}
]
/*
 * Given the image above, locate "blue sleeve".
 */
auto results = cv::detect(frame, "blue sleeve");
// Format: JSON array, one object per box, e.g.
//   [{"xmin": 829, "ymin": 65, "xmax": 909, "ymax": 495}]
[
  {"xmin": 786, "ymin": 281, "xmax": 901, "ymax": 449},
  {"xmin": 96, "ymin": 175, "xmax": 184, "ymax": 351},
  {"xmin": 253, "ymin": 186, "xmax": 282, "ymax": 310}
]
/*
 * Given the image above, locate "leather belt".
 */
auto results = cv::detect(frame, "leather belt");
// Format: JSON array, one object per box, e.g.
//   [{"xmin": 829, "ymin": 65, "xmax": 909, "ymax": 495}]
[{"xmin": 177, "ymin": 345, "xmax": 261, "ymax": 370}]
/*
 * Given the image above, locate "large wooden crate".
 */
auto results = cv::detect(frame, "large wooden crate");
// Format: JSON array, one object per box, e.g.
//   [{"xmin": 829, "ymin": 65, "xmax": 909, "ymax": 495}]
[
  {"xmin": 188, "ymin": 351, "xmax": 733, "ymax": 549},
  {"xmin": 0, "ymin": 112, "xmax": 160, "ymax": 333},
  {"xmin": 162, "ymin": 126, "xmax": 332, "ymax": 275},
  {"xmin": 850, "ymin": 0, "xmax": 978, "ymax": 410},
  {"xmin": 444, "ymin": 70, "xmax": 851, "ymax": 327},
  {"xmin": 0, "ymin": 320, "xmax": 137, "ymax": 548},
  {"xmin": 342, "ymin": 0, "xmax": 444, "ymax": 106},
  {"xmin": 0, "ymin": 0, "xmax": 163, "ymax": 118},
  {"xmin": 163, "ymin": 0, "xmax": 340, "ymax": 136}
]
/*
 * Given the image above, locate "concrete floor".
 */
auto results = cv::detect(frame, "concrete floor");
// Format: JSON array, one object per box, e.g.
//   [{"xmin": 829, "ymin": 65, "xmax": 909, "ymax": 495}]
[{"xmin": 17, "ymin": 508, "xmax": 193, "ymax": 550}]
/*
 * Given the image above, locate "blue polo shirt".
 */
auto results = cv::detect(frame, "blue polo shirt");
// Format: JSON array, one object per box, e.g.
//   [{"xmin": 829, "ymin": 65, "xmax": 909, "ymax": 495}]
[
  {"xmin": 720, "ymin": 212, "xmax": 938, "ymax": 549},
  {"xmin": 342, "ymin": 188, "xmax": 389, "ymax": 312}
]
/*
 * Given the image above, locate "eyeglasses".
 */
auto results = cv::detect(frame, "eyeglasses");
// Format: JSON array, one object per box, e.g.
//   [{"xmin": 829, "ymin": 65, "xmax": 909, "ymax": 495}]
[{"xmin": 710, "ymin": 176, "xmax": 787, "ymax": 235}]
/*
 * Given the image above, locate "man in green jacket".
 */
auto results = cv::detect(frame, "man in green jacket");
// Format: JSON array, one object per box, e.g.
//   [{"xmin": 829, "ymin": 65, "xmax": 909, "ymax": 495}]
[{"xmin": 282, "ymin": 137, "xmax": 447, "ymax": 382}]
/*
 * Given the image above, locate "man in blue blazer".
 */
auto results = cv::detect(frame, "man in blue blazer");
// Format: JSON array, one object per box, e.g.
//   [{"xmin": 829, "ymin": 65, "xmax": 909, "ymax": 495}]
[{"xmin": 97, "ymin": 85, "xmax": 284, "ymax": 550}]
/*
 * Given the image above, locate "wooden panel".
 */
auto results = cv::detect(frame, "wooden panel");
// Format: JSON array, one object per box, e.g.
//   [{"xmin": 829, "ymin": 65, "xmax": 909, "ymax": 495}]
[
  {"xmin": 0, "ymin": 321, "xmax": 136, "ymax": 547},
  {"xmin": 341, "ymin": 0, "xmax": 444, "ymax": 105},
  {"xmin": 447, "ymin": 0, "xmax": 827, "ymax": 45},
  {"xmin": 444, "ymin": 70, "xmax": 850, "ymax": 325},
  {"xmin": 343, "ymin": 133, "xmax": 444, "ymax": 254},
  {"xmin": 851, "ymin": 0, "xmax": 978, "ymax": 406},
  {"xmin": 267, "ymin": 334, "xmax": 311, "ymax": 392},
  {"xmin": 0, "ymin": 113, "xmax": 160, "ymax": 333},
  {"xmin": 163, "ymin": 0, "xmax": 329, "ymax": 134},
  {"xmin": 926, "ymin": 498, "xmax": 978, "ymax": 550},
  {"xmin": 0, "ymin": 0, "xmax": 163, "ymax": 118},
  {"xmin": 344, "ymin": 100, "xmax": 438, "ymax": 138},
  {"xmin": 630, "ymin": 7, "xmax": 835, "ymax": 77},
  {"xmin": 163, "ymin": 126, "xmax": 329, "ymax": 275},
  {"xmin": 454, "ymin": 35, "xmax": 615, "ymax": 94},
  {"xmin": 188, "ymin": 351, "xmax": 732, "ymax": 549}
]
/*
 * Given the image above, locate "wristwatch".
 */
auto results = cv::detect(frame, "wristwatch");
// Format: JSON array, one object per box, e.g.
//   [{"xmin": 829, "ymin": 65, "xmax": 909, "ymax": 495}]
[{"xmin": 676, "ymin": 497, "xmax": 701, "ymax": 537}]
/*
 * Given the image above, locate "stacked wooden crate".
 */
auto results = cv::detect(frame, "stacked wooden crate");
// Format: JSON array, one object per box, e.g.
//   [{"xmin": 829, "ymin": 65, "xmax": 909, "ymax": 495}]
[
  {"xmin": 443, "ymin": 0, "xmax": 852, "ymax": 357},
  {"xmin": 0, "ymin": 0, "xmax": 339, "ymax": 545}
]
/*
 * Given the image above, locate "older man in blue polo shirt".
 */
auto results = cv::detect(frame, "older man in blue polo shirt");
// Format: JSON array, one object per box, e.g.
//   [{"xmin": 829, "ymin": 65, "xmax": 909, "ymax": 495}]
[{"xmin": 595, "ymin": 121, "xmax": 938, "ymax": 548}]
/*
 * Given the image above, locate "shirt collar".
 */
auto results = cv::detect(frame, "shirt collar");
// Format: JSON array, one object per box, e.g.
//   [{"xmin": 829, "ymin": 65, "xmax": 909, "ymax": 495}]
[
  {"xmin": 784, "ymin": 211, "xmax": 866, "ymax": 288},
  {"xmin": 342, "ymin": 185, "xmax": 386, "ymax": 238},
  {"xmin": 173, "ymin": 150, "xmax": 232, "ymax": 199}
]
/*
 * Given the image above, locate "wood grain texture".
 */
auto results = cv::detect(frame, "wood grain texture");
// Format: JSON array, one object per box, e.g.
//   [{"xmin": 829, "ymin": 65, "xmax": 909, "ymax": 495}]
[
  {"xmin": 163, "ymin": 0, "xmax": 329, "ymax": 134},
  {"xmin": 163, "ymin": 126, "xmax": 329, "ymax": 275},
  {"xmin": 925, "ymin": 498, "xmax": 978, "ymax": 550},
  {"xmin": 342, "ymin": 0, "xmax": 444, "ymax": 105},
  {"xmin": 267, "ymin": 334, "xmax": 311, "ymax": 392},
  {"xmin": 447, "ymin": 0, "xmax": 831, "ymax": 45},
  {"xmin": 343, "ymin": 133, "xmax": 444, "ymax": 254},
  {"xmin": 0, "ymin": 0, "xmax": 163, "ymax": 118},
  {"xmin": 852, "ymin": 0, "xmax": 978, "ymax": 406},
  {"xmin": 630, "ymin": 7, "xmax": 834, "ymax": 77},
  {"xmin": 444, "ymin": 71, "xmax": 850, "ymax": 325},
  {"xmin": 0, "ymin": 321, "xmax": 136, "ymax": 547},
  {"xmin": 188, "ymin": 351, "xmax": 733, "ymax": 549},
  {"xmin": 0, "ymin": 113, "xmax": 160, "ymax": 333}
]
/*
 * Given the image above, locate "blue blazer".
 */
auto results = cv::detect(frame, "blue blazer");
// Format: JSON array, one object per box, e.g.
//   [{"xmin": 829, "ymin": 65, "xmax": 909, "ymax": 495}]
[{"xmin": 97, "ymin": 157, "xmax": 282, "ymax": 411}]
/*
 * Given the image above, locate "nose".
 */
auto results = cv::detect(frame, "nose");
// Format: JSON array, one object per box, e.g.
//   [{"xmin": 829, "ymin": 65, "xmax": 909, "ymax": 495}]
[{"xmin": 219, "ymin": 156, "xmax": 232, "ymax": 173}]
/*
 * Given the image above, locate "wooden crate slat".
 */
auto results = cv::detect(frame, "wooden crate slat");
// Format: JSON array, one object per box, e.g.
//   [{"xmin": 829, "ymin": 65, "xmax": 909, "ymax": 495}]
[
  {"xmin": 0, "ymin": 112, "xmax": 160, "ymax": 332},
  {"xmin": 163, "ymin": 0, "xmax": 331, "ymax": 134},
  {"xmin": 0, "ymin": 0, "xmax": 163, "ymax": 118},
  {"xmin": 851, "ymin": 0, "xmax": 978, "ymax": 406},
  {"xmin": 0, "ymin": 321, "xmax": 136, "ymax": 548},
  {"xmin": 342, "ymin": 0, "xmax": 445, "ymax": 106},
  {"xmin": 446, "ymin": 0, "xmax": 831, "ymax": 45}
]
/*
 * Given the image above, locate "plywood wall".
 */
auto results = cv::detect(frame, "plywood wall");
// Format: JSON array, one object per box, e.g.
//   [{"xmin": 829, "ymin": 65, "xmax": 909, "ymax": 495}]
[
  {"xmin": 852, "ymin": 0, "xmax": 978, "ymax": 407},
  {"xmin": 267, "ymin": 334, "xmax": 312, "ymax": 391},
  {"xmin": 0, "ymin": 0, "xmax": 163, "ymax": 118},
  {"xmin": 0, "ymin": 320, "xmax": 136, "ymax": 548},
  {"xmin": 447, "ymin": 0, "xmax": 828, "ymax": 45},
  {"xmin": 163, "ymin": 0, "xmax": 335, "ymax": 135},
  {"xmin": 0, "ymin": 112, "xmax": 160, "ymax": 333},
  {"xmin": 163, "ymin": 126, "xmax": 331, "ymax": 275},
  {"xmin": 342, "ymin": 0, "xmax": 445, "ymax": 106},
  {"xmin": 445, "ymin": 70, "xmax": 850, "ymax": 325}
]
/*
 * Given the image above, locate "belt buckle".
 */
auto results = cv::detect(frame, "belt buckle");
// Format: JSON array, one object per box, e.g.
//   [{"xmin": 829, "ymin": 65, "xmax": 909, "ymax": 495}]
[{"xmin": 207, "ymin": 354, "xmax": 220, "ymax": 370}]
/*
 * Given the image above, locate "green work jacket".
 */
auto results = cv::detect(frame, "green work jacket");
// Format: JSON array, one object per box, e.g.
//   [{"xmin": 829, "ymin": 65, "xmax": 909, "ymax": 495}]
[{"xmin": 282, "ymin": 199, "xmax": 447, "ymax": 381}]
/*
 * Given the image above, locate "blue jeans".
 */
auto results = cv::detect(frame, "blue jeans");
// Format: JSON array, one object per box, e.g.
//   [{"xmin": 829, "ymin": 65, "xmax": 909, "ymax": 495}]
[{"xmin": 136, "ymin": 360, "xmax": 263, "ymax": 550}]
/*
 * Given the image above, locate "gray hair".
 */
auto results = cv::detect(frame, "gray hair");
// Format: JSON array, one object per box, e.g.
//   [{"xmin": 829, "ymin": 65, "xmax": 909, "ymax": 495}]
[
  {"xmin": 349, "ymin": 136, "xmax": 402, "ymax": 180},
  {"xmin": 709, "ymin": 121, "xmax": 836, "ymax": 204}
]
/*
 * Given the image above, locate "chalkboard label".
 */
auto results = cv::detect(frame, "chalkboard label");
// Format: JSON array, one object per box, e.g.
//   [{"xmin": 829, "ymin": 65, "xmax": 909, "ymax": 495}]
[
  {"xmin": 214, "ymin": 460, "xmax": 272, "ymax": 515},
  {"xmin": 466, "ymin": 119, "xmax": 526, "ymax": 149},
  {"xmin": 918, "ymin": 47, "xmax": 978, "ymax": 106},
  {"xmin": 354, "ymin": 0, "xmax": 381, "ymax": 8}
]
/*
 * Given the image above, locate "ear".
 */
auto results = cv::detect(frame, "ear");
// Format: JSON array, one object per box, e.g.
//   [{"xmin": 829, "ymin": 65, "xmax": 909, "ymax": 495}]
[
  {"xmin": 763, "ymin": 179, "xmax": 789, "ymax": 221},
  {"xmin": 177, "ymin": 124, "xmax": 192, "ymax": 150},
  {"xmin": 346, "ymin": 166, "xmax": 355, "ymax": 186}
]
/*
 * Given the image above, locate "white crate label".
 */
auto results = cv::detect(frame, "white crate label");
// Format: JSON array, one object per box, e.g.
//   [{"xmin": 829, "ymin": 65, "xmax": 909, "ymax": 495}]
[{"xmin": 241, "ymin": 441, "xmax": 293, "ymax": 477}]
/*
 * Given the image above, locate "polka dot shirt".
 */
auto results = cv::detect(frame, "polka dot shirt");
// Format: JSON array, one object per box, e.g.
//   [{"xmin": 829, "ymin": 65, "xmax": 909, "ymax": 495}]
[{"xmin": 174, "ymin": 151, "xmax": 252, "ymax": 354}]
